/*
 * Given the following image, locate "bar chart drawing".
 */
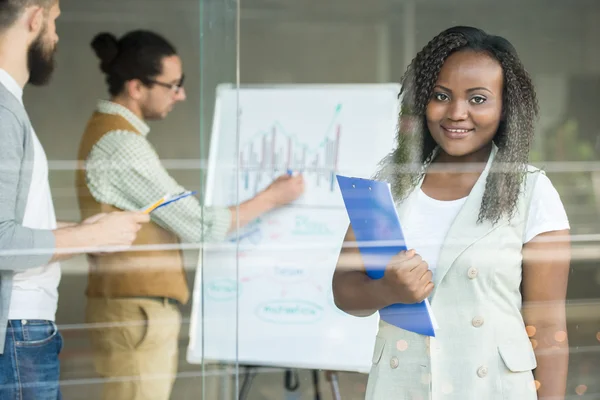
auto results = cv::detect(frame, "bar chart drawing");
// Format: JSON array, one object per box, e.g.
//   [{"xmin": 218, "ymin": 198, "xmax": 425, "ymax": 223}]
[{"xmin": 238, "ymin": 104, "xmax": 342, "ymax": 199}]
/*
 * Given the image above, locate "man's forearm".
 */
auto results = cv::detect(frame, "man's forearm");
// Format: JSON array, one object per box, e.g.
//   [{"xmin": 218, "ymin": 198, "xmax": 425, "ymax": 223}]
[
  {"xmin": 56, "ymin": 221, "xmax": 77, "ymax": 229},
  {"xmin": 227, "ymin": 191, "xmax": 276, "ymax": 233},
  {"xmin": 50, "ymin": 224, "xmax": 93, "ymax": 262}
]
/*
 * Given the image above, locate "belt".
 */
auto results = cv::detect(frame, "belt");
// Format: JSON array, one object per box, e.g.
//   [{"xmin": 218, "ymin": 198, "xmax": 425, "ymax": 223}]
[{"xmin": 136, "ymin": 296, "xmax": 180, "ymax": 306}]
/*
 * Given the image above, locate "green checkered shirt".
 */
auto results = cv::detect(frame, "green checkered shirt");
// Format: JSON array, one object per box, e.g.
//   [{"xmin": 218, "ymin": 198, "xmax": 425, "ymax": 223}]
[{"xmin": 85, "ymin": 100, "xmax": 231, "ymax": 243}]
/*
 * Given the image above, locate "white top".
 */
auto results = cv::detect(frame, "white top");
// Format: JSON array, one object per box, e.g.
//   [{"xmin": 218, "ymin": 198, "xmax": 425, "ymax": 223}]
[
  {"xmin": 402, "ymin": 173, "xmax": 570, "ymax": 276},
  {"xmin": 0, "ymin": 69, "xmax": 61, "ymax": 321}
]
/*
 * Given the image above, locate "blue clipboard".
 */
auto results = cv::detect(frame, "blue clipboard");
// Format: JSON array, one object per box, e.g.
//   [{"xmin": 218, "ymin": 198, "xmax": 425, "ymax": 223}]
[{"xmin": 336, "ymin": 174, "xmax": 436, "ymax": 337}]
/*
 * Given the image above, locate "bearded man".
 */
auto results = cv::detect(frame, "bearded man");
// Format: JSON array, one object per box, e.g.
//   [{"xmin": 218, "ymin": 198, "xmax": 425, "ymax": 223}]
[{"xmin": 0, "ymin": 1, "xmax": 151, "ymax": 398}]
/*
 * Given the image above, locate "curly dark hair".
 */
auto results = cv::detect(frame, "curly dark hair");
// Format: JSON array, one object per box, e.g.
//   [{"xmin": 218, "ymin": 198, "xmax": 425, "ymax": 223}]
[{"xmin": 375, "ymin": 26, "xmax": 538, "ymax": 224}]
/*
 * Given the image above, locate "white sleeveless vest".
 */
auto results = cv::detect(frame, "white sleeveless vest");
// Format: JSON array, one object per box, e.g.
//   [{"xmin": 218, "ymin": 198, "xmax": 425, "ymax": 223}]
[{"xmin": 366, "ymin": 146, "xmax": 541, "ymax": 400}]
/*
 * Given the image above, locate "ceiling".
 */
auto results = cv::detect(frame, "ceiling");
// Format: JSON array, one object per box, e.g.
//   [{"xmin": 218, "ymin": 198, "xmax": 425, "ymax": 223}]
[{"xmin": 58, "ymin": 0, "xmax": 600, "ymax": 24}]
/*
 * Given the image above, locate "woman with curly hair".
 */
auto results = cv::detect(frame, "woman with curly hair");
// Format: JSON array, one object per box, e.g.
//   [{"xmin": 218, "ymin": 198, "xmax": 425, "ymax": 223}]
[{"xmin": 333, "ymin": 26, "xmax": 570, "ymax": 399}]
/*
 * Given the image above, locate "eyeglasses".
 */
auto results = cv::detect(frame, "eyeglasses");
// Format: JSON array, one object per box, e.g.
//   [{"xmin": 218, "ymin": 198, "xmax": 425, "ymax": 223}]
[{"xmin": 145, "ymin": 74, "xmax": 185, "ymax": 94}]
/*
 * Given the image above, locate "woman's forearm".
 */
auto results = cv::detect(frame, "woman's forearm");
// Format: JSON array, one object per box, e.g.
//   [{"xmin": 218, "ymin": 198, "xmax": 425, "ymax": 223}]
[
  {"xmin": 532, "ymin": 324, "xmax": 569, "ymax": 399},
  {"xmin": 332, "ymin": 269, "xmax": 392, "ymax": 317}
]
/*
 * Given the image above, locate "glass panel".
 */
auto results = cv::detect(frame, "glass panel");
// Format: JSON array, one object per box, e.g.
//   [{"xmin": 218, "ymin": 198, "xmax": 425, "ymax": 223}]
[
  {"xmin": 191, "ymin": 0, "xmax": 241, "ymax": 398},
  {"xmin": 5, "ymin": 0, "xmax": 596, "ymax": 398},
  {"xmin": 225, "ymin": 0, "xmax": 599, "ymax": 399},
  {"xmin": 13, "ymin": 0, "xmax": 239, "ymax": 399}
]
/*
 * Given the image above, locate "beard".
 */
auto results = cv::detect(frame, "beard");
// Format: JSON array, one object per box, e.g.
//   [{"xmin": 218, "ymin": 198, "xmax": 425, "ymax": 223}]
[
  {"xmin": 141, "ymin": 102, "xmax": 172, "ymax": 121},
  {"xmin": 27, "ymin": 29, "xmax": 56, "ymax": 86}
]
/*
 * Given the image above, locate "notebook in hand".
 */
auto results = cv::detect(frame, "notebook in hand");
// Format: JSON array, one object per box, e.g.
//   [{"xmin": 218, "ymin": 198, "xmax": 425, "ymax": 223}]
[{"xmin": 336, "ymin": 174, "xmax": 437, "ymax": 337}]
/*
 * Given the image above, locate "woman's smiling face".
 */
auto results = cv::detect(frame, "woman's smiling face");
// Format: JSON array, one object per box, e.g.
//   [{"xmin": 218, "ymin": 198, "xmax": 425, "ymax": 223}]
[{"xmin": 425, "ymin": 49, "xmax": 504, "ymax": 161}]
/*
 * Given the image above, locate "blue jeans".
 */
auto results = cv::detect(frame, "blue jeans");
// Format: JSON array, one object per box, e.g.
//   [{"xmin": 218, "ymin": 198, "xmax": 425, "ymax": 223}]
[{"xmin": 0, "ymin": 320, "xmax": 63, "ymax": 400}]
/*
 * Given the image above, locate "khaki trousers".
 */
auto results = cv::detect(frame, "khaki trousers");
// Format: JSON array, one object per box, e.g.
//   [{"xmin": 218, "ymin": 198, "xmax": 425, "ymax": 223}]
[{"xmin": 85, "ymin": 298, "xmax": 181, "ymax": 400}]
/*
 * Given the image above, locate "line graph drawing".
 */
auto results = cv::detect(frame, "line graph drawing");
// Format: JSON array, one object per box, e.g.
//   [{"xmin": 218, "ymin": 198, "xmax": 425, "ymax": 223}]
[{"xmin": 238, "ymin": 104, "xmax": 342, "ymax": 198}]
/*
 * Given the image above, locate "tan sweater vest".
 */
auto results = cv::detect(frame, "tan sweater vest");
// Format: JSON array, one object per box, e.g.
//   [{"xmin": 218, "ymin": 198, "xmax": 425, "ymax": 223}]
[{"xmin": 76, "ymin": 111, "xmax": 190, "ymax": 304}]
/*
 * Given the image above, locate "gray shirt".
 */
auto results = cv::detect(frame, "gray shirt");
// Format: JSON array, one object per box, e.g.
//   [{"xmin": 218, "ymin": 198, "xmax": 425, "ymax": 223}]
[{"xmin": 0, "ymin": 82, "xmax": 56, "ymax": 352}]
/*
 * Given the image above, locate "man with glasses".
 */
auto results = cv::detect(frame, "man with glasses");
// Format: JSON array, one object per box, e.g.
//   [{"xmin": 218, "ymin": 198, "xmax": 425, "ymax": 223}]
[{"xmin": 77, "ymin": 30, "xmax": 304, "ymax": 400}]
